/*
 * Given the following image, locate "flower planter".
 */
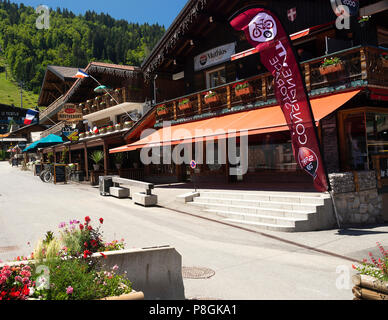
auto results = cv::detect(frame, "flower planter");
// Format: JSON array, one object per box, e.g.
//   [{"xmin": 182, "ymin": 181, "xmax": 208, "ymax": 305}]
[
  {"xmin": 178, "ymin": 101, "xmax": 191, "ymax": 111},
  {"xmin": 93, "ymin": 164, "xmax": 101, "ymax": 171},
  {"xmin": 115, "ymin": 124, "xmax": 122, "ymax": 130},
  {"xmin": 235, "ymin": 86, "xmax": 253, "ymax": 97},
  {"xmin": 106, "ymin": 127, "xmax": 113, "ymax": 133},
  {"xmin": 124, "ymin": 121, "xmax": 133, "ymax": 128},
  {"xmin": 352, "ymin": 274, "xmax": 388, "ymax": 300},
  {"xmin": 204, "ymin": 95, "xmax": 219, "ymax": 104},
  {"xmin": 157, "ymin": 108, "xmax": 168, "ymax": 116},
  {"xmin": 99, "ymin": 128, "xmax": 107, "ymax": 134},
  {"xmin": 79, "ymin": 133, "xmax": 85, "ymax": 139},
  {"xmin": 319, "ymin": 63, "xmax": 344, "ymax": 75}
]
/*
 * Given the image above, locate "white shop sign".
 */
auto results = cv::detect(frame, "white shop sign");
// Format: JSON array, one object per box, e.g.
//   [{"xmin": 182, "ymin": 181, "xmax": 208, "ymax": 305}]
[{"xmin": 194, "ymin": 42, "xmax": 236, "ymax": 72}]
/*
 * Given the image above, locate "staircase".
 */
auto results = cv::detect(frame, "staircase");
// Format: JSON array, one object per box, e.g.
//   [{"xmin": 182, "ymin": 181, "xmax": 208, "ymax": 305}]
[{"xmin": 186, "ymin": 191, "xmax": 335, "ymax": 232}]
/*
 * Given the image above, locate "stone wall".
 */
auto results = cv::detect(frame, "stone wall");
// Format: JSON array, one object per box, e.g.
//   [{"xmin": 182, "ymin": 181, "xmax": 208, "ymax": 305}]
[{"xmin": 329, "ymin": 171, "xmax": 384, "ymax": 225}]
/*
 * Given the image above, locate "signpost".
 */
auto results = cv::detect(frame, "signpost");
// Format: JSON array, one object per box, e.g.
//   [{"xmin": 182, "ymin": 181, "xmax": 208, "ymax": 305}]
[{"xmin": 190, "ymin": 160, "xmax": 198, "ymax": 192}]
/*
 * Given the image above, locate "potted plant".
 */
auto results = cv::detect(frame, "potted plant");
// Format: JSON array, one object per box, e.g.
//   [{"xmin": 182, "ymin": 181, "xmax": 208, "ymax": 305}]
[
  {"xmin": 79, "ymin": 132, "xmax": 85, "ymax": 139},
  {"xmin": 204, "ymin": 91, "xmax": 219, "ymax": 104},
  {"xmin": 114, "ymin": 153, "xmax": 124, "ymax": 170},
  {"xmin": 90, "ymin": 150, "xmax": 104, "ymax": 171},
  {"xmin": 178, "ymin": 98, "xmax": 191, "ymax": 111},
  {"xmin": 319, "ymin": 57, "xmax": 344, "ymax": 75},
  {"xmin": 106, "ymin": 125, "xmax": 114, "ymax": 133},
  {"xmin": 115, "ymin": 123, "xmax": 122, "ymax": 130},
  {"xmin": 234, "ymin": 82, "xmax": 253, "ymax": 96},
  {"xmin": 352, "ymin": 242, "xmax": 388, "ymax": 300},
  {"xmin": 156, "ymin": 105, "xmax": 168, "ymax": 116},
  {"xmin": 99, "ymin": 127, "xmax": 107, "ymax": 134}
]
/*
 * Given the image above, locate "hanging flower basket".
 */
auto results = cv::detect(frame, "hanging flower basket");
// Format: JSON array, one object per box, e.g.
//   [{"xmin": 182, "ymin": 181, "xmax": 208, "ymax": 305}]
[
  {"xmin": 319, "ymin": 57, "xmax": 344, "ymax": 75},
  {"xmin": 156, "ymin": 105, "xmax": 168, "ymax": 116},
  {"xmin": 234, "ymin": 82, "xmax": 253, "ymax": 97},
  {"xmin": 178, "ymin": 99, "xmax": 191, "ymax": 111},
  {"xmin": 204, "ymin": 91, "xmax": 219, "ymax": 104}
]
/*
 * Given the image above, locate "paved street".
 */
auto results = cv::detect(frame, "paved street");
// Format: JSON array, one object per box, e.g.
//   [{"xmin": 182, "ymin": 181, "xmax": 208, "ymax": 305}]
[{"xmin": 1, "ymin": 162, "xmax": 387, "ymax": 300}]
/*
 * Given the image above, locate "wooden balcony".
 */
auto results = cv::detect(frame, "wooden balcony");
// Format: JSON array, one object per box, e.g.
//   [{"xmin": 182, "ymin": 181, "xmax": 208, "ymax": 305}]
[
  {"xmin": 155, "ymin": 46, "xmax": 388, "ymax": 125},
  {"xmin": 80, "ymin": 87, "xmax": 144, "ymax": 116}
]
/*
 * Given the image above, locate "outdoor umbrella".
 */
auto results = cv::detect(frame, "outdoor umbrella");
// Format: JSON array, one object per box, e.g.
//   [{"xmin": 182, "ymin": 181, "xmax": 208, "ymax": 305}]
[
  {"xmin": 23, "ymin": 134, "xmax": 63, "ymax": 153},
  {"xmin": 94, "ymin": 85, "xmax": 113, "ymax": 93}
]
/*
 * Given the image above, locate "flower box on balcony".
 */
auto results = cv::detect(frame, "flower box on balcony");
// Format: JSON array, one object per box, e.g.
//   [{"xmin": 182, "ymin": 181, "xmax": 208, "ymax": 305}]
[
  {"xmin": 124, "ymin": 121, "xmax": 133, "ymax": 129},
  {"xmin": 79, "ymin": 133, "xmax": 85, "ymax": 139},
  {"xmin": 178, "ymin": 99, "xmax": 191, "ymax": 111},
  {"xmin": 234, "ymin": 82, "xmax": 253, "ymax": 97},
  {"xmin": 115, "ymin": 123, "xmax": 122, "ymax": 130},
  {"xmin": 86, "ymin": 132, "xmax": 93, "ymax": 137},
  {"xmin": 319, "ymin": 57, "xmax": 344, "ymax": 75},
  {"xmin": 106, "ymin": 126, "xmax": 114, "ymax": 133},
  {"xmin": 99, "ymin": 127, "xmax": 107, "ymax": 134},
  {"xmin": 204, "ymin": 91, "xmax": 219, "ymax": 104},
  {"xmin": 156, "ymin": 105, "xmax": 168, "ymax": 116}
]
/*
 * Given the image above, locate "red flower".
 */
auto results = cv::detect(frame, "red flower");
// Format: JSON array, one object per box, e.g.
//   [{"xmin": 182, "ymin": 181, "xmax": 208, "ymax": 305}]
[
  {"xmin": 22, "ymin": 285, "xmax": 29, "ymax": 296},
  {"xmin": 99, "ymin": 218, "xmax": 104, "ymax": 224},
  {"xmin": 91, "ymin": 240, "xmax": 97, "ymax": 247},
  {"xmin": 100, "ymin": 253, "xmax": 106, "ymax": 259},
  {"xmin": 87, "ymin": 226, "xmax": 92, "ymax": 231},
  {"xmin": 85, "ymin": 216, "xmax": 91, "ymax": 223},
  {"xmin": 84, "ymin": 242, "xmax": 88, "ymax": 247},
  {"xmin": 79, "ymin": 224, "xmax": 84, "ymax": 230}
]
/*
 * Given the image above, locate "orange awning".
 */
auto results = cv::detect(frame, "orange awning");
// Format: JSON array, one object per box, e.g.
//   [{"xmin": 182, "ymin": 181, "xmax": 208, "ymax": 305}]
[{"xmin": 110, "ymin": 90, "xmax": 360, "ymax": 153}]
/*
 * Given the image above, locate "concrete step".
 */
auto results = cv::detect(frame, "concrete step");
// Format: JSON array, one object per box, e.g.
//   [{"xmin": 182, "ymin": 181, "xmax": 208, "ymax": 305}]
[
  {"xmin": 203, "ymin": 207, "xmax": 313, "ymax": 220},
  {"xmin": 192, "ymin": 197, "xmax": 322, "ymax": 212},
  {"xmin": 199, "ymin": 191, "xmax": 326, "ymax": 204},
  {"xmin": 222, "ymin": 218, "xmax": 299, "ymax": 232},
  {"xmin": 205, "ymin": 209, "xmax": 310, "ymax": 227}
]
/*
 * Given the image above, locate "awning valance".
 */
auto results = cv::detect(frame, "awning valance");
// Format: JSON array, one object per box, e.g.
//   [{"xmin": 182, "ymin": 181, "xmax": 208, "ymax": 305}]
[{"xmin": 110, "ymin": 90, "xmax": 360, "ymax": 154}]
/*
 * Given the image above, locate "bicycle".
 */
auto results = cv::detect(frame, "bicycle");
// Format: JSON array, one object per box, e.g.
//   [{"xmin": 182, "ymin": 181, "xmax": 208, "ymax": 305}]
[
  {"xmin": 252, "ymin": 19, "xmax": 274, "ymax": 39},
  {"xmin": 40, "ymin": 163, "xmax": 54, "ymax": 183}
]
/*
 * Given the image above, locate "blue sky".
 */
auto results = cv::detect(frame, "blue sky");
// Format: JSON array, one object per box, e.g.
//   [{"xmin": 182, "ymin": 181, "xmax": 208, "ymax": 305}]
[{"xmin": 10, "ymin": 0, "xmax": 188, "ymax": 27}]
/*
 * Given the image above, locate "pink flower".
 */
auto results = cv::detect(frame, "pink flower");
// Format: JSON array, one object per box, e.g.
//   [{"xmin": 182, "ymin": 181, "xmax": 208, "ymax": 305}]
[
  {"xmin": 66, "ymin": 286, "xmax": 73, "ymax": 295},
  {"xmin": 112, "ymin": 265, "xmax": 119, "ymax": 272}
]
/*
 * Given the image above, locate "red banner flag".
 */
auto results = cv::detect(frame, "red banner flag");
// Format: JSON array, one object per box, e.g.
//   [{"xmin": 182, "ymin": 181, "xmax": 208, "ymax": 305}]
[{"xmin": 230, "ymin": 7, "xmax": 329, "ymax": 192}]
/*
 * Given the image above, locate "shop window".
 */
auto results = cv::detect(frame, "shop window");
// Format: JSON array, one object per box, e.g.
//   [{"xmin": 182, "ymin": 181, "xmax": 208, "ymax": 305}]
[
  {"xmin": 247, "ymin": 132, "xmax": 297, "ymax": 172},
  {"xmin": 206, "ymin": 67, "xmax": 226, "ymax": 89},
  {"xmin": 366, "ymin": 112, "xmax": 388, "ymax": 178},
  {"xmin": 344, "ymin": 113, "xmax": 368, "ymax": 170}
]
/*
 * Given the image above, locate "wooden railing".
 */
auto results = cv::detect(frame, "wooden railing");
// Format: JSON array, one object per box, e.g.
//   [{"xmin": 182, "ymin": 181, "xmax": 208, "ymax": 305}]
[
  {"xmin": 155, "ymin": 46, "xmax": 388, "ymax": 123},
  {"xmin": 40, "ymin": 121, "xmax": 66, "ymax": 138},
  {"xmin": 39, "ymin": 95, "xmax": 65, "ymax": 123}
]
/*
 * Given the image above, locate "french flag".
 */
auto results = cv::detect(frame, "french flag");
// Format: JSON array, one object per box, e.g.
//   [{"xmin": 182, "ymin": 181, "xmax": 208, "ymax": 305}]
[
  {"xmin": 74, "ymin": 69, "xmax": 90, "ymax": 79},
  {"xmin": 24, "ymin": 109, "xmax": 39, "ymax": 125}
]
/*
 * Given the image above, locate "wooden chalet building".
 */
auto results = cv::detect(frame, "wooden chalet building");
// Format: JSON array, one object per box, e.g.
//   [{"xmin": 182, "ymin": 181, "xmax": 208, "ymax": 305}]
[
  {"xmin": 39, "ymin": 62, "xmax": 149, "ymax": 184},
  {"xmin": 110, "ymin": 0, "xmax": 388, "ymax": 190}
]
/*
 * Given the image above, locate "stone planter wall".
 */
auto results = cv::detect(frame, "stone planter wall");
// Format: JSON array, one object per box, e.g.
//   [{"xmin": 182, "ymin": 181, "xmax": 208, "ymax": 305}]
[{"xmin": 329, "ymin": 171, "xmax": 384, "ymax": 225}]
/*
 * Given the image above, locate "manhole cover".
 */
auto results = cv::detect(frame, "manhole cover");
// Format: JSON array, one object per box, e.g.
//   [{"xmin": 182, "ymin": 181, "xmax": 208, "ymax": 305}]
[
  {"xmin": 182, "ymin": 267, "xmax": 215, "ymax": 279},
  {"xmin": 0, "ymin": 246, "xmax": 19, "ymax": 253}
]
